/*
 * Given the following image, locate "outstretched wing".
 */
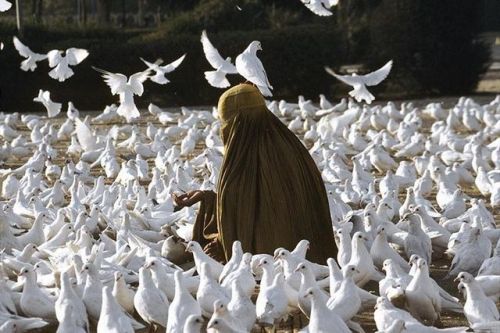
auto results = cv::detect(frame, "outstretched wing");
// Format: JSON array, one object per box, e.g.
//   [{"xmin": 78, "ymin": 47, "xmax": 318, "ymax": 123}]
[
  {"xmin": 65, "ymin": 48, "xmax": 89, "ymax": 66},
  {"xmin": 325, "ymin": 0, "xmax": 339, "ymax": 7},
  {"xmin": 362, "ymin": 60, "xmax": 393, "ymax": 86},
  {"xmin": 128, "ymin": 70, "xmax": 151, "ymax": 96},
  {"xmin": 0, "ymin": 0, "xmax": 12, "ymax": 12},
  {"xmin": 140, "ymin": 57, "xmax": 163, "ymax": 69},
  {"xmin": 92, "ymin": 66, "xmax": 128, "ymax": 95},
  {"xmin": 324, "ymin": 66, "xmax": 360, "ymax": 86},
  {"xmin": 302, "ymin": 0, "xmax": 333, "ymax": 16},
  {"xmin": 161, "ymin": 53, "xmax": 186, "ymax": 73},
  {"xmin": 201, "ymin": 30, "xmax": 229, "ymax": 70},
  {"xmin": 47, "ymin": 50, "xmax": 63, "ymax": 68},
  {"xmin": 13, "ymin": 37, "xmax": 34, "ymax": 58}
]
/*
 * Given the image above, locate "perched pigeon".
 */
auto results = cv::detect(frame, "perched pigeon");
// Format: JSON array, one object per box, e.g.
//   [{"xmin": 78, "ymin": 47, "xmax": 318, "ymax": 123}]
[{"xmin": 235, "ymin": 41, "xmax": 273, "ymax": 97}]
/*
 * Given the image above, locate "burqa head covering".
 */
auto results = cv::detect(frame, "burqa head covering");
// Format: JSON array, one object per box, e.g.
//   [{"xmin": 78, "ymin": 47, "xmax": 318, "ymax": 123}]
[{"xmin": 214, "ymin": 83, "xmax": 336, "ymax": 263}]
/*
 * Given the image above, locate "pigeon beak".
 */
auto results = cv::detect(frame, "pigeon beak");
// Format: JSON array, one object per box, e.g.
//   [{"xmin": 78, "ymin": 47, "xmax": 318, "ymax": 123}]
[{"xmin": 453, "ymin": 276, "xmax": 460, "ymax": 282}]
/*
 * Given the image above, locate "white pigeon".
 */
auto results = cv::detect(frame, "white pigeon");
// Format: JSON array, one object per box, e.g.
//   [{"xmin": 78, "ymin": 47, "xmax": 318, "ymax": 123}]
[
  {"xmin": 200, "ymin": 30, "xmax": 238, "ymax": 88},
  {"xmin": 301, "ymin": 0, "xmax": 338, "ymax": 16},
  {"xmin": 256, "ymin": 273, "xmax": 289, "ymax": 326},
  {"xmin": 404, "ymin": 258, "xmax": 442, "ymax": 325},
  {"xmin": 140, "ymin": 54, "xmax": 186, "ymax": 85},
  {"xmin": 235, "ymin": 41, "xmax": 273, "ymax": 96},
  {"xmin": 134, "ymin": 267, "xmax": 168, "ymax": 328},
  {"xmin": 33, "ymin": 90, "xmax": 62, "ymax": 118},
  {"xmin": 0, "ymin": 0, "xmax": 12, "ymax": 11},
  {"xmin": 304, "ymin": 287, "xmax": 351, "ymax": 333},
  {"xmin": 19, "ymin": 266, "xmax": 56, "ymax": 321},
  {"xmin": 327, "ymin": 265, "xmax": 362, "ymax": 326},
  {"xmin": 325, "ymin": 60, "xmax": 393, "ymax": 104},
  {"xmin": 93, "ymin": 67, "xmax": 151, "ymax": 122},
  {"xmin": 97, "ymin": 286, "xmax": 144, "ymax": 333},
  {"xmin": 455, "ymin": 272, "xmax": 499, "ymax": 330},
  {"xmin": 47, "ymin": 48, "xmax": 89, "ymax": 81},
  {"xmin": 371, "ymin": 225, "xmax": 410, "ymax": 271},
  {"xmin": 166, "ymin": 271, "xmax": 202, "ymax": 333},
  {"xmin": 183, "ymin": 315, "xmax": 204, "ymax": 333},
  {"xmin": 186, "ymin": 241, "xmax": 223, "ymax": 280},
  {"xmin": 13, "ymin": 37, "xmax": 48, "ymax": 71}
]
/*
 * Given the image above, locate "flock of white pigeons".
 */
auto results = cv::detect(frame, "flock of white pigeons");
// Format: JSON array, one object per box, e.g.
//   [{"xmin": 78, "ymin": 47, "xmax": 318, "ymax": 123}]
[{"xmin": 0, "ymin": 1, "xmax": 500, "ymax": 333}]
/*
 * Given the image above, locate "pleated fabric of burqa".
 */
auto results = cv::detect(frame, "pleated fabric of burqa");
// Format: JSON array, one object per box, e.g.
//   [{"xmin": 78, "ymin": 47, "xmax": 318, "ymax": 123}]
[{"xmin": 192, "ymin": 83, "xmax": 337, "ymax": 264}]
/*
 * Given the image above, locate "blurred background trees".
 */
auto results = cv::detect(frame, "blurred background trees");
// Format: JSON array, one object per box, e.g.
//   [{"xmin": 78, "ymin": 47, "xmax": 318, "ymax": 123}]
[{"xmin": 0, "ymin": 0, "xmax": 494, "ymax": 111}]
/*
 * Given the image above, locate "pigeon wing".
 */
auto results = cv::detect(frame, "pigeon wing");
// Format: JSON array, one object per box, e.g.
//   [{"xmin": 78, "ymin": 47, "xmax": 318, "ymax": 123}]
[
  {"xmin": 303, "ymin": 0, "xmax": 333, "ymax": 16},
  {"xmin": 140, "ymin": 57, "xmax": 163, "ymax": 70},
  {"xmin": 75, "ymin": 118, "xmax": 97, "ymax": 152},
  {"xmin": 362, "ymin": 60, "xmax": 393, "ymax": 86},
  {"xmin": 128, "ymin": 70, "xmax": 151, "ymax": 96},
  {"xmin": 0, "ymin": 0, "xmax": 12, "ymax": 12},
  {"xmin": 324, "ymin": 66, "xmax": 360, "ymax": 86},
  {"xmin": 47, "ymin": 50, "xmax": 63, "ymax": 68},
  {"xmin": 93, "ymin": 67, "xmax": 129, "ymax": 95},
  {"xmin": 325, "ymin": 0, "xmax": 339, "ymax": 7},
  {"xmin": 161, "ymin": 53, "xmax": 186, "ymax": 73},
  {"xmin": 65, "ymin": 48, "xmax": 89, "ymax": 66},
  {"xmin": 236, "ymin": 53, "xmax": 272, "ymax": 90},
  {"xmin": 201, "ymin": 30, "xmax": 231, "ymax": 71},
  {"xmin": 13, "ymin": 37, "xmax": 34, "ymax": 58}
]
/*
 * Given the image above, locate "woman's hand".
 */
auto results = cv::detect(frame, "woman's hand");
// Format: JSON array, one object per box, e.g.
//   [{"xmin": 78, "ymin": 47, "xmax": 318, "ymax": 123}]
[{"xmin": 172, "ymin": 190, "xmax": 205, "ymax": 208}]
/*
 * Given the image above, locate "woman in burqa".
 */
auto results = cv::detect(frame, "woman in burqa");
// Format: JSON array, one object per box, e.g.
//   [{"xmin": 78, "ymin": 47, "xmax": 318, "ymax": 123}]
[{"xmin": 174, "ymin": 83, "xmax": 336, "ymax": 263}]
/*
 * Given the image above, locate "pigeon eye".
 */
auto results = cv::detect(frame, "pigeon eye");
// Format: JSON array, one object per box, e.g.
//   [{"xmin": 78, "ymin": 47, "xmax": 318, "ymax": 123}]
[
  {"xmin": 351, "ymin": 267, "xmax": 355, "ymax": 271},
  {"xmin": 263, "ymin": 260, "xmax": 268, "ymax": 264}
]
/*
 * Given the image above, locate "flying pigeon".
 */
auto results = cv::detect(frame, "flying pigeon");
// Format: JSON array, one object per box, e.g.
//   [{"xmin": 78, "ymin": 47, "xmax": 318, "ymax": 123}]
[
  {"xmin": 47, "ymin": 48, "xmax": 89, "ymax": 82},
  {"xmin": 325, "ymin": 60, "xmax": 393, "ymax": 104},
  {"xmin": 200, "ymin": 30, "xmax": 238, "ymax": 88},
  {"xmin": 33, "ymin": 90, "xmax": 62, "ymax": 118},
  {"xmin": 300, "ymin": 0, "xmax": 338, "ymax": 16},
  {"xmin": 13, "ymin": 37, "xmax": 48, "ymax": 72},
  {"xmin": 0, "ymin": 0, "xmax": 12, "ymax": 12},
  {"xmin": 93, "ymin": 67, "xmax": 151, "ymax": 123},
  {"xmin": 140, "ymin": 54, "xmax": 186, "ymax": 85}
]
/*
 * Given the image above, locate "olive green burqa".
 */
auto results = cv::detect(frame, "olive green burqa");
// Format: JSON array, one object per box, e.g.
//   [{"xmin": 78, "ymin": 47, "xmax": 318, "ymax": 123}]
[{"xmin": 193, "ymin": 84, "xmax": 336, "ymax": 263}]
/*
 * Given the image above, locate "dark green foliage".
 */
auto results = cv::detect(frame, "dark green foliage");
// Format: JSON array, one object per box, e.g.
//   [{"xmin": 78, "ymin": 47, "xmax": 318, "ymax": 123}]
[
  {"xmin": 0, "ymin": 22, "xmax": 345, "ymax": 111},
  {"xmin": 0, "ymin": 0, "xmax": 491, "ymax": 111},
  {"xmin": 368, "ymin": 0, "xmax": 490, "ymax": 96}
]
